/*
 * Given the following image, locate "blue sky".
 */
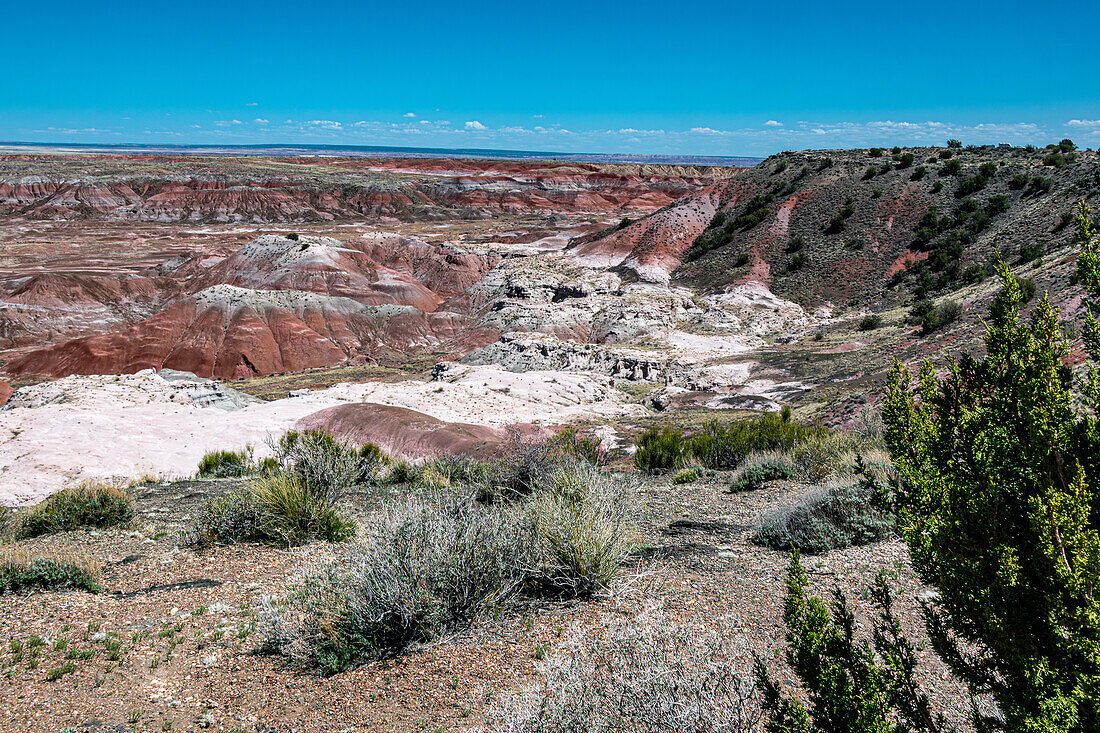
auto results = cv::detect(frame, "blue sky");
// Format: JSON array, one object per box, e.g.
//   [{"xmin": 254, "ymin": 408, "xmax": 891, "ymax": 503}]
[{"xmin": 3, "ymin": 0, "xmax": 1099, "ymax": 156}]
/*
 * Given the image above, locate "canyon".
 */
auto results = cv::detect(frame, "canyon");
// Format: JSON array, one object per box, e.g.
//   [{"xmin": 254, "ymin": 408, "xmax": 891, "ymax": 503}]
[{"xmin": 0, "ymin": 147, "xmax": 1093, "ymax": 499}]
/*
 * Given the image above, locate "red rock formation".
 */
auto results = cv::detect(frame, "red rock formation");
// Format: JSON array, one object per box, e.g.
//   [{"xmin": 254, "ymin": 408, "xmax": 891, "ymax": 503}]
[
  {"xmin": 296, "ymin": 402, "xmax": 551, "ymax": 459},
  {"xmin": 3, "ymin": 233, "xmax": 500, "ymax": 379},
  {"xmin": 5, "ymin": 285, "xmax": 496, "ymax": 380},
  {"xmin": 0, "ymin": 155, "xmax": 733, "ymax": 223},
  {"xmin": 568, "ymin": 187, "xmax": 720, "ymax": 283},
  {"xmin": 0, "ymin": 380, "xmax": 11, "ymax": 407}
]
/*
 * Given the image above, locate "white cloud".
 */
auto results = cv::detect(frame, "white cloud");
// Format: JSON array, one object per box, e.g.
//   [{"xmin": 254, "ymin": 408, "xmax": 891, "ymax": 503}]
[
  {"xmin": 1067, "ymin": 119, "xmax": 1100, "ymax": 129},
  {"xmin": 246, "ymin": 102, "xmax": 259, "ymax": 106},
  {"xmin": 403, "ymin": 112, "xmax": 416, "ymax": 118},
  {"xmin": 689, "ymin": 127, "xmax": 727, "ymax": 135},
  {"xmin": 254, "ymin": 118, "xmax": 269, "ymax": 124},
  {"xmin": 465, "ymin": 120, "xmax": 488, "ymax": 130},
  {"xmin": 764, "ymin": 120, "xmax": 783, "ymax": 127},
  {"xmin": 305, "ymin": 120, "xmax": 342, "ymax": 130}
]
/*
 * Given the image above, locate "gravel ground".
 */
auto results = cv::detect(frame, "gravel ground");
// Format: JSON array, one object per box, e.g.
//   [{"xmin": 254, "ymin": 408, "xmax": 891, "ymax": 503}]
[{"xmin": 0, "ymin": 474, "xmax": 973, "ymax": 732}]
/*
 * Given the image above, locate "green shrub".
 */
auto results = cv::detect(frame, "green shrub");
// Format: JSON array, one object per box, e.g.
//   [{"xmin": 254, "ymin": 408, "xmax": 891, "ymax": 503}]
[
  {"xmin": 1029, "ymin": 175, "xmax": 1053, "ymax": 194},
  {"xmin": 910, "ymin": 165, "xmax": 926, "ymax": 180},
  {"xmin": 931, "ymin": 180, "xmax": 943, "ymax": 193},
  {"xmin": 986, "ymin": 193, "xmax": 1009, "ymax": 215},
  {"xmin": 197, "ymin": 448, "xmax": 254, "ymax": 478},
  {"xmin": 955, "ymin": 173, "xmax": 988, "ymax": 197},
  {"xmin": 862, "ymin": 166, "xmax": 877, "ymax": 180},
  {"xmin": 690, "ymin": 414, "xmax": 825, "ymax": 471},
  {"xmin": 730, "ymin": 455, "xmax": 796, "ymax": 492},
  {"xmin": 734, "ymin": 252, "xmax": 750, "ymax": 267},
  {"xmin": 946, "ymin": 138, "xmax": 962, "ymax": 148},
  {"xmin": 757, "ymin": 552, "xmax": 946, "ymax": 733},
  {"xmin": 940, "ymin": 159, "xmax": 962, "ymax": 176},
  {"xmin": 249, "ymin": 473, "xmax": 357, "ymax": 547},
  {"xmin": 753, "ymin": 480, "xmax": 893, "ymax": 554},
  {"xmin": 633, "ymin": 426, "xmax": 690, "ymax": 474},
  {"xmin": 671, "ymin": 468, "xmax": 698, "ymax": 484},
  {"xmin": 880, "ymin": 226, "xmax": 1100, "ymax": 730},
  {"xmin": 1009, "ymin": 173, "xmax": 1029, "ymax": 190},
  {"xmin": 525, "ymin": 461, "xmax": 634, "ymax": 599},
  {"xmin": 858, "ymin": 314, "xmax": 882, "ymax": 331},
  {"xmin": 823, "ymin": 215, "xmax": 845, "ymax": 234},
  {"xmin": 286, "ymin": 233, "xmax": 299, "ymax": 241},
  {"xmin": 895, "ymin": 152, "xmax": 914, "ymax": 169},
  {"xmin": 18, "ymin": 483, "xmax": 134, "ymax": 538},
  {"xmin": 787, "ymin": 252, "xmax": 808, "ymax": 271},
  {"xmin": 909, "ymin": 298, "xmax": 961, "ymax": 334},
  {"xmin": 0, "ymin": 547, "xmax": 101, "ymax": 594},
  {"xmin": 1043, "ymin": 151, "xmax": 1069, "ymax": 168},
  {"xmin": 273, "ymin": 429, "xmax": 363, "ymax": 501},
  {"xmin": 868, "ymin": 147, "xmax": 884, "ymax": 158},
  {"xmin": 786, "ymin": 236, "xmax": 804, "ymax": 252}
]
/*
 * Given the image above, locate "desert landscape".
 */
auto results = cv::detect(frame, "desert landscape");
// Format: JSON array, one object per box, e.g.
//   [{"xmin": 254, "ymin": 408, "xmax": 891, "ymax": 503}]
[
  {"xmin": 0, "ymin": 139, "xmax": 1096, "ymax": 732},
  {"xmin": 3, "ymin": 2, "xmax": 1100, "ymax": 728}
]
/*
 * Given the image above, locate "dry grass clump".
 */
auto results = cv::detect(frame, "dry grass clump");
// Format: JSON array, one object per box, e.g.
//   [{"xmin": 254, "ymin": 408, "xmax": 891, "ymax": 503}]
[
  {"xmin": 525, "ymin": 461, "xmax": 635, "ymax": 599},
  {"xmin": 263, "ymin": 459, "xmax": 635, "ymax": 673},
  {"xmin": 264, "ymin": 494, "xmax": 531, "ymax": 674},
  {"xmin": 483, "ymin": 609, "xmax": 762, "ymax": 732},
  {"xmin": 271, "ymin": 429, "xmax": 373, "ymax": 500},
  {"xmin": 248, "ymin": 473, "xmax": 357, "ymax": 546},
  {"xmin": 753, "ymin": 478, "xmax": 894, "ymax": 554},
  {"xmin": 16, "ymin": 482, "xmax": 134, "ymax": 539},
  {"xmin": 0, "ymin": 546, "xmax": 102, "ymax": 594},
  {"xmin": 186, "ymin": 473, "xmax": 355, "ymax": 548}
]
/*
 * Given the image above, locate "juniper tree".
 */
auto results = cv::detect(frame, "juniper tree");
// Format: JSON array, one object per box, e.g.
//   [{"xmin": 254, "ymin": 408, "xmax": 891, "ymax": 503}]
[
  {"xmin": 880, "ymin": 201, "xmax": 1100, "ymax": 732},
  {"xmin": 762, "ymin": 202, "xmax": 1100, "ymax": 733}
]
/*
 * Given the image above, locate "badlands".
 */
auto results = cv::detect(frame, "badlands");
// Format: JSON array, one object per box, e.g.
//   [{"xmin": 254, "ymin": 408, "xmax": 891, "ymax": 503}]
[
  {"xmin": 1, "ymin": 146, "xmax": 1096, "ymax": 732},
  {"xmin": 0, "ymin": 153, "xmax": 826, "ymax": 500},
  {"xmin": 2, "ymin": 146, "xmax": 1090, "ymax": 499}
]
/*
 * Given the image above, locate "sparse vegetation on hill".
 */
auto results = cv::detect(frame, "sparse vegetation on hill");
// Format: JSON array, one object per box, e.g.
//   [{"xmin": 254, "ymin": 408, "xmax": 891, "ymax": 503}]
[{"xmin": 678, "ymin": 142, "xmax": 1097, "ymax": 312}]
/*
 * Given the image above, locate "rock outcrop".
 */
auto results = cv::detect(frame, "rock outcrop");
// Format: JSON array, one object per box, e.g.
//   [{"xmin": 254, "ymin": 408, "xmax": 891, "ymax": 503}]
[
  {"xmin": 5, "ymin": 235, "xmax": 498, "ymax": 379},
  {"xmin": 0, "ymin": 156, "xmax": 733, "ymax": 223},
  {"xmin": 296, "ymin": 402, "xmax": 551, "ymax": 459}
]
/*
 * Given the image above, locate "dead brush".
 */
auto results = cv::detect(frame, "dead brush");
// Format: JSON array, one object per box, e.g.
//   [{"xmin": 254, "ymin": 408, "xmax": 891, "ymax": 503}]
[{"xmin": 483, "ymin": 606, "xmax": 762, "ymax": 732}]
